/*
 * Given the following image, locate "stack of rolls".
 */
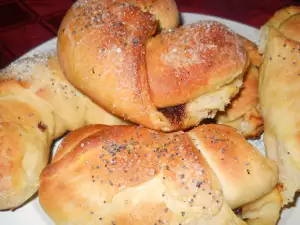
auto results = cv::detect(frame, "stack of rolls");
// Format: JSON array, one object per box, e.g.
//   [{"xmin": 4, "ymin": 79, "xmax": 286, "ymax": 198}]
[{"xmin": 0, "ymin": 0, "xmax": 292, "ymax": 225}]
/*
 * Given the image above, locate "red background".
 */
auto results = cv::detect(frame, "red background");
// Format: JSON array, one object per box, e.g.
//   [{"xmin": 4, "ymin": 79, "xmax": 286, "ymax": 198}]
[{"xmin": 0, "ymin": 0, "xmax": 299, "ymax": 69}]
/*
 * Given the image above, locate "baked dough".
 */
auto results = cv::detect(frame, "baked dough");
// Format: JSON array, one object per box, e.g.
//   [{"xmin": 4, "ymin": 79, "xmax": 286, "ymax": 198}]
[
  {"xmin": 58, "ymin": 0, "xmax": 249, "ymax": 132},
  {"xmin": 216, "ymin": 36, "xmax": 263, "ymax": 139},
  {"xmin": 39, "ymin": 124, "xmax": 278, "ymax": 225},
  {"xmin": 258, "ymin": 7, "xmax": 300, "ymax": 205},
  {"xmin": 241, "ymin": 187, "xmax": 282, "ymax": 225},
  {"xmin": 0, "ymin": 53, "xmax": 126, "ymax": 210}
]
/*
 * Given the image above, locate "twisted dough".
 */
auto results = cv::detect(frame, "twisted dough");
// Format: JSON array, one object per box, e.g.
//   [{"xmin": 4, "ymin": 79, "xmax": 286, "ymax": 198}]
[
  {"xmin": 39, "ymin": 124, "xmax": 278, "ymax": 225},
  {"xmin": 58, "ymin": 0, "xmax": 249, "ymax": 132},
  {"xmin": 0, "ymin": 53, "xmax": 126, "ymax": 210}
]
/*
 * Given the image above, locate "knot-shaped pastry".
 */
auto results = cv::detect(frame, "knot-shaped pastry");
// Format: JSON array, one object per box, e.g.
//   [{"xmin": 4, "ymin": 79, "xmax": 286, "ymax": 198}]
[{"xmin": 58, "ymin": 0, "xmax": 249, "ymax": 132}]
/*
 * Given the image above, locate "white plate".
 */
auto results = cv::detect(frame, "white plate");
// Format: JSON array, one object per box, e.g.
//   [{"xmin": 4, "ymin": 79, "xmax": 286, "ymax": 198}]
[{"xmin": 1, "ymin": 12, "xmax": 299, "ymax": 225}]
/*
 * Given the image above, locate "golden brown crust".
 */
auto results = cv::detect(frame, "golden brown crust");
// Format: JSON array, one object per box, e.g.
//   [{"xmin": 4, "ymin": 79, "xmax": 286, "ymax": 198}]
[
  {"xmin": 39, "ymin": 124, "xmax": 278, "ymax": 224},
  {"xmin": 216, "ymin": 37, "xmax": 263, "ymax": 138},
  {"xmin": 58, "ymin": 0, "xmax": 249, "ymax": 132},
  {"xmin": 0, "ymin": 53, "xmax": 126, "ymax": 210},
  {"xmin": 58, "ymin": 0, "xmax": 166, "ymax": 130},
  {"xmin": 146, "ymin": 22, "xmax": 248, "ymax": 108}
]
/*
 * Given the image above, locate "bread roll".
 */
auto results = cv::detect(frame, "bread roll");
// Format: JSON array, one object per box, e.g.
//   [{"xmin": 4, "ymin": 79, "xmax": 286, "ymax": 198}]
[
  {"xmin": 258, "ymin": 11, "xmax": 300, "ymax": 205},
  {"xmin": 216, "ymin": 37, "xmax": 263, "ymax": 138},
  {"xmin": 58, "ymin": 0, "xmax": 249, "ymax": 132},
  {"xmin": 0, "ymin": 52, "xmax": 126, "ymax": 210},
  {"xmin": 39, "ymin": 124, "xmax": 278, "ymax": 224}
]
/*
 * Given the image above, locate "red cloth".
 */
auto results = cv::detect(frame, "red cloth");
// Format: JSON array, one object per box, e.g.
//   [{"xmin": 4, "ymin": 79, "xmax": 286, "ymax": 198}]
[{"xmin": 0, "ymin": 0, "xmax": 298, "ymax": 69}]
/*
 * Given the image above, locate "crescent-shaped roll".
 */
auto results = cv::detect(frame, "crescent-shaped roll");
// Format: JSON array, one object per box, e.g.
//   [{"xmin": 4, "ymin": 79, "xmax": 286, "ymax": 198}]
[
  {"xmin": 0, "ymin": 52, "xmax": 126, "ymax": 210},
  {"xmin": 39, "ymin": 124, "xmax": 278, "ymax": 225},
  {"xmin": 58, "ymin": 0, "xmax": 249, "ymax": 132},
  {"xmin": 216, "ymin": 36, "xmax": 263, "ymax": 139},
  {"xmin": 258, "ymin": 8, "xmax": 300, "ymax": 205}
]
